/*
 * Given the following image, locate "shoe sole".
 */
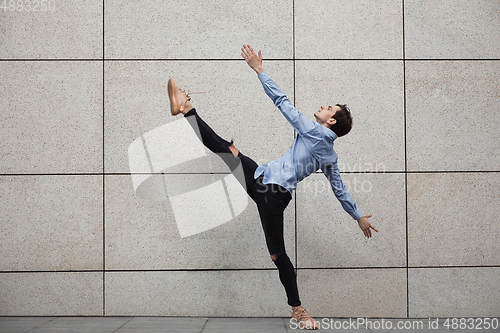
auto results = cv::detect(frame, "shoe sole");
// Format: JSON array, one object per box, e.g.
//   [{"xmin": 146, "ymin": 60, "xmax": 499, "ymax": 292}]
[{"xmin": 167, "ymin": 78, "xmax": 180, "ymax": 115}]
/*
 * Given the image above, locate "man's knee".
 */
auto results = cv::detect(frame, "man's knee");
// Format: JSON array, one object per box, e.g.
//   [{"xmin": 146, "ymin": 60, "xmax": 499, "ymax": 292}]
[{"xmin": 271, "ymin": 253, "xmax": 289, "ymax": 264}]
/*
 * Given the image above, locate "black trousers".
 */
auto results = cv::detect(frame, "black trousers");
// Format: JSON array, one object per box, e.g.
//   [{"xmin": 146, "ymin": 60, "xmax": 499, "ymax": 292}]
[{"xmin": 184, "ymin": 108, "xmax": 301, "ymax": 307}]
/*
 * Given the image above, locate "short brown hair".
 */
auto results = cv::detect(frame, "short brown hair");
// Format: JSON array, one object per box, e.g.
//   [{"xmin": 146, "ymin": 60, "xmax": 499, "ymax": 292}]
[{"xmin": 329, "ymin": 104, "xmax": 353, "ymax": 137}]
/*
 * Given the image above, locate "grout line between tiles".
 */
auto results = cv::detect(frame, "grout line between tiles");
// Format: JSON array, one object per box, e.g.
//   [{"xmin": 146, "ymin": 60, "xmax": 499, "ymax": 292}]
[
  {"xmin": 2, "ymin": 265, "xmax": 499, "ymax": 274},
  {"xmin": 402, "ymin": 0, "xmax": 409, "ymax": 319},
  {"xmin": 23, "ymin": 316, "xmax": 59, "ymax": 332},
  {"xmin": 102, "ymin": 0, "xmax": 106, "ymax": 316},
  {"xmin": 292, "ymin": 0, "xmax": 299, "ymax": 282},
  {"xmin": 1, "ymin": 170, "xmax": 499, "ymax": 177},
  {"xmin": 1, "ymin": 58, "xmax": 499, "ymax": 61},
  {"xmin": 111, "ymin": 317, "xmax": 134, "ymax": 333}
]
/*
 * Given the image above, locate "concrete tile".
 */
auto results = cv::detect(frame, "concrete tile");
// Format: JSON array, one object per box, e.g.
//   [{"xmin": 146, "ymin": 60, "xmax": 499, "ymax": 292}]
[
  {"xmin": 451, "ymin": 328, "xmax": 499, "ymax": 333},
  {"xmin": 0, "ymin": 1, "xmax": 102, "ymax": 59},
  {"xmin": 285, "ymin": 317, "xmax": 371, "ymax": 332},
  {"xmin": 295, "ymin": 0, "xmax": 403, "ymax": 59},
  {"xmin": 116, "ymin": 329, "xmax": 201, "ymax": 333},
  {"xmin": 0, "ymin": 61, "xmax": 103, "ymax": 174},
  {"xmin": 450, "ymin": 327, "xmax": 500, "ymax": 333},
  {"xmin": 409, "ymin": 267, "xmax": 500, "ymax": 317},
  {"xmin": 296, "ymin": 173, "xmax": 406, "ymax": 268},
  {"xmin": 104, "ymin": 60, "xmax": 294, "ymax": 174},
  {"xmin": 297, "ymin": 268, "xmax": 407, "ymax": 318},
  {"xmin": 406, "ymin": 61, "xmax": 500, "ymax": 172},
  {"xmin": 0, "ymin": 317, "xmax": 56, "ymax": 333},
  {"xmin": 116, "ymin": 317, "xmax": 206, "ymax": 330},
  {"xmin": 0, "ymin": 272, "xmax": 103, "ymax": 315},
  {"xmin": 407, "ymin": 173, "xmax": 500, "ymax": 267},
  {"xmin": 29, "ymin": 317, "xmax": 130, "ymax": 333},
  {"xmin": 295, "ymin": 60, "xmax": 405, "ymax": 172},
  {"xmin": 105, "ymin": 271, "xmax": 291, "ymax": 317},
  {"xmin": 0, "ymin": 175, "xmax": 103, "ymax": 271},
  {"xmin": 405, "ymin": 0, "xmax": 500, "ymax": 59},
  {"xmin": 418, "ymin": 318, "xmax": 454, "ymax": 332},
  {"xmin": 105, "ymin": 0, "xmax": 292, "ymax": 59},
  {"xmin": 358, "ymin": 318, "xmax": 453, "ymax": 332},
  {"xmin": 202, "ymin": 329, "xmax": 285, "ymax": 333},
  {"xmin": 203, "ymin": 317, "xmax": 286, "ymax": 331},
  {"xmin": 116, "ymin": 328, "xmax": 201, "ymax": 333},
  {"xmin": 105, "ymin": 175, "xmax": 295, "ymax": 270}
]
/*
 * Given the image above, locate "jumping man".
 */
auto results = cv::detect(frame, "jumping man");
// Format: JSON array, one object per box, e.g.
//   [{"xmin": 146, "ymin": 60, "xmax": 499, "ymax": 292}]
[{"xmin": 167, "ymin": 45, "xmax": 378, "ymax": 330}]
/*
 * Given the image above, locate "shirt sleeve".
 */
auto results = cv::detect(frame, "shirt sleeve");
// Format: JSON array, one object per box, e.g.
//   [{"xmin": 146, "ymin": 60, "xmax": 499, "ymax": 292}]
[
  {"xmin": 321, "ymin": 162, "xmax": 363, "ymax": 220},
  {"xmin": 258, "ymin": 71, "xmax": 315, "ymax": 135}
]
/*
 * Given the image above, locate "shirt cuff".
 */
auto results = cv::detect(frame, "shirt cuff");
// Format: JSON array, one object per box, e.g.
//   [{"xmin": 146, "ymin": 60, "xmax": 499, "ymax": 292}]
[
  {"xmin": 352, "ymin": 210, "xmax": 363, "ymax": 221},
  {"xmin": 258, "ymin": 70, "xmax": 270, "ymax": 82}
]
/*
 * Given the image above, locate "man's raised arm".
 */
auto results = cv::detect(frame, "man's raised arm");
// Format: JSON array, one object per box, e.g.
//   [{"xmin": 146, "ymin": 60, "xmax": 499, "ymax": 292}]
[{"xmin": 240, "ymin": 45, "xmax": 315, "ymax": 135}]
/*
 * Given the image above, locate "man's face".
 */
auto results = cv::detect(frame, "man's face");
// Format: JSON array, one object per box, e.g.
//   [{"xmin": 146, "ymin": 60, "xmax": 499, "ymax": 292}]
[{"xmin": 314, "ymin": 105, "xmax": 340, "ymax": 126}]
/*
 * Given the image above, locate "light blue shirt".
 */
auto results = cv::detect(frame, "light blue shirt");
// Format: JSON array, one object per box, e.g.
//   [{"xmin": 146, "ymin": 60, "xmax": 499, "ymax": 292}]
[{"xmin": 254, "ymin": 71, "xmax": 363, "ymax": 220}]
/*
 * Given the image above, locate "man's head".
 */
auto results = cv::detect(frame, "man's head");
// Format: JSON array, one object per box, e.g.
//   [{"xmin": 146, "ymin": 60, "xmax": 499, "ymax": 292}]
[{"xmin": 314, "ymin": 104, "xmax": 353, "ymax": 137}]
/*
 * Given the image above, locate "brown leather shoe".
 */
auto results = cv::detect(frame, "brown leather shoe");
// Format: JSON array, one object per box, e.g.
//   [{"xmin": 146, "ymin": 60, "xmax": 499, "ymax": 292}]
[
  {"xmin": 291, "ymin": 306, "xmax": 319, "ymax": 330},
  {"xmin": 167, "ymin": 78, "xmax": 191, "ymax": 115}
]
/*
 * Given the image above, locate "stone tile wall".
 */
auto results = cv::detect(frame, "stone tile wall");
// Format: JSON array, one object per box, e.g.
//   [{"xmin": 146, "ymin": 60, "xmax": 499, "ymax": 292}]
[{"xmin": 1, "ymin": 0, "xmax": 498, "ymax": 317}]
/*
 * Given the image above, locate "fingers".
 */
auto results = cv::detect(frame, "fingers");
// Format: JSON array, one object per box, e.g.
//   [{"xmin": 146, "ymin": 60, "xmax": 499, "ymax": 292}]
[
  {"xmin": 363, "ymin": 224, "xmax": 378, "ymax": 238},
  {"xmin": 241, "ymin": 45, "xmax": 258, "ymax": 59},
  {"xmin": 241, "ymin": 45, "xmax": 251, "ymax": 57},
  {"xmin": 240, "ymin": 46, "xmax": 247, "ymax": 59},
  {"xmin": 360, "ymin": 214, "xmax": 377, "ymax": 237},
  {"xmin": 241, "ymin": 45, "xmax": 250, "ymax": 59}
]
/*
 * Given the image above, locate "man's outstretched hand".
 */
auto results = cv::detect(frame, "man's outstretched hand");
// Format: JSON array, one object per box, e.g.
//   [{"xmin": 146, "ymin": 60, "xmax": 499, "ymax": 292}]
[
  {"xmin": 357, "ymin": 214, "xmax": 378, "ymax": 238},
  {"xmin": 241, "ymin": 45, "xmax": 264, "ymax": 75}
]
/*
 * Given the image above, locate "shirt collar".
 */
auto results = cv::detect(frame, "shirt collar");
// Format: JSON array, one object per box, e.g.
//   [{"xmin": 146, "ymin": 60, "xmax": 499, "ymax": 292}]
[{"xmin": 321, "ymin": 124, "xmax": 337, "ymax": 141}]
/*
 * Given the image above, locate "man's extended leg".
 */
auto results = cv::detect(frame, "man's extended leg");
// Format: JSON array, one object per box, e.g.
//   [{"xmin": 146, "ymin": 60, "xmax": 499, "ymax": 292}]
[
  {"xmin": 182, "ymin": 106, "xmax": 262, "ymax": 202},
  {"xmin": 168, "ymin": 78, "xmax": 240, "ymax": 163},
  {"xmin": 167, "ymin": 78, "xmax": 260, "ymax": 201}
]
